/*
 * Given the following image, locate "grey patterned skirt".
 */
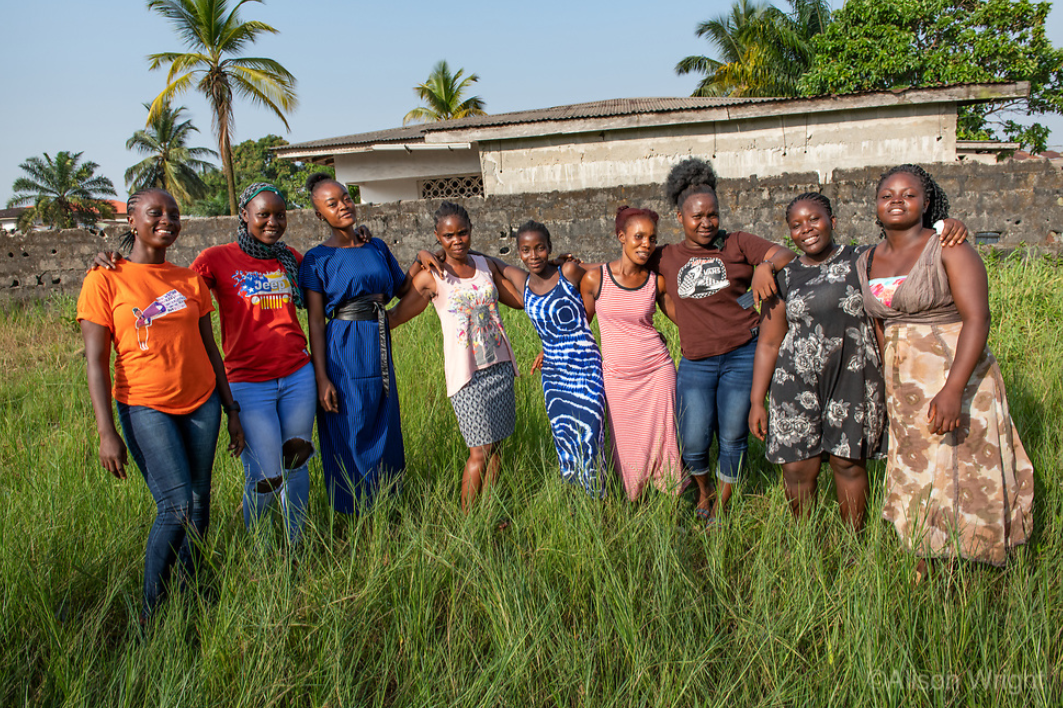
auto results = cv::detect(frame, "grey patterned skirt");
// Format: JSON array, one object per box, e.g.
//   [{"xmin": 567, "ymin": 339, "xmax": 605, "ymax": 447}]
[{"xmin": 449, "ymin": 361, "xmax": 516, "ymax": 447}]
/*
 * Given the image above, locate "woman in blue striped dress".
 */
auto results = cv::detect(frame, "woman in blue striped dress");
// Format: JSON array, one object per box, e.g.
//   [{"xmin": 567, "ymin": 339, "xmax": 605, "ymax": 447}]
[
  {"xmin": 495, "ymin": 221, "xmax": 607, "ymax": 495},
  {"xmin": 299, "ymin": 175, "xmax": 424, "ymax": 513}
]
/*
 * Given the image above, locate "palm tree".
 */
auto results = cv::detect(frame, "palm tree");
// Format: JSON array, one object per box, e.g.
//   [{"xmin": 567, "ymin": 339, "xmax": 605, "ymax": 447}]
[
  {"xmin": 126, "ymin": 102, "xmax": 219, "ymax": 208},
  {"xmin": 145, "ymin": 0, "xmax": 297, "ymax": 215},
  {"xmin": 675, "ymin": 0, "xmax": 830, "ymax": 97},
  {"xmin": 7, "ymin": 151, "xmax": 117, "ymax": 231},
  {"xmin": 403, "ymin": 60, "xmax": 487, "ymax": 125}
]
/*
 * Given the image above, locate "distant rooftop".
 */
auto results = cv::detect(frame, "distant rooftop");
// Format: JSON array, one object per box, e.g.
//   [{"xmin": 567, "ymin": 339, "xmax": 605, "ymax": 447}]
[{"xmin": 275, "ymin": 82, "xmax": 1030, "ymax": 161}]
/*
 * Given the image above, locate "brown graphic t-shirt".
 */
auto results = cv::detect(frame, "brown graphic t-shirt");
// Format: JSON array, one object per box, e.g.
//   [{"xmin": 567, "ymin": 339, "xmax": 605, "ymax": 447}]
[{"xmin": 655, "ymin": 231, "xmax": 774, "ymax": 360}]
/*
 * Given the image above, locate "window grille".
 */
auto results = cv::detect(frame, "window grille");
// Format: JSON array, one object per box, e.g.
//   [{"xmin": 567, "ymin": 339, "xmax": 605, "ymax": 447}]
[{"xmin": 419, "ymin": 175, "xmax": 484, "ymax": 200}]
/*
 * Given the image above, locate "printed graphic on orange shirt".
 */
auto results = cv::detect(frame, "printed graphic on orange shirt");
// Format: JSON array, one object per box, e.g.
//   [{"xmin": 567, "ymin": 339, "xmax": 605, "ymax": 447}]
[
  {"xmin": 232, "ymin": 270, "xmax": 293, "ymax": 310},
  {"xmin": 132, "ymin": 289, "xmax": 188, "ymax": 351}
]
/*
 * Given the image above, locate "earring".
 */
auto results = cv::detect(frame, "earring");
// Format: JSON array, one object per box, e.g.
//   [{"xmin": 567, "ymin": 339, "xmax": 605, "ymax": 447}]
[{"xmin": 132, "ymin": 228, "xmax": 137, "ymax": 237}]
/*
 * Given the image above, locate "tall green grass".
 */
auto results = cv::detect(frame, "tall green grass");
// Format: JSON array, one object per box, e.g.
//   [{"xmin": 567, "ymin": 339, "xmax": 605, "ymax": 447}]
[{"xmin": 1, "ymin": 250, "xmax": 1060, "ymax": 707}]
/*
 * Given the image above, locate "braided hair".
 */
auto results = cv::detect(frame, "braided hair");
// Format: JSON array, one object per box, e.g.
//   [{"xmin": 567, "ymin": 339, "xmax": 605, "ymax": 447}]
[
  {"xmin": 433, "ymin": 201, "xmax": 472, "ymax": 229},
  {"xmin": 785, "ymin": 192, "xmax": 834, "ymax": 222},
  {"xmin": 665, "ymin": 157, "xmax": 719, "ymax": 210},
  {"xmin": 876, "ymin": 164, "xmax": 950, "ymax": 228},
  {"xmin": 515, "ymin": 219, "xmax": 551, "ymax": 251},
  {"xmin": 614, "ymin": 205, "xmax": 659, "ymax": 234},
  {"xmin": 119, "ymin": 188, "xmax": 169, "ymax": 251},
  {"xmin": 305, "ymin": 172, "xmax": 337, "ymax": 198}
]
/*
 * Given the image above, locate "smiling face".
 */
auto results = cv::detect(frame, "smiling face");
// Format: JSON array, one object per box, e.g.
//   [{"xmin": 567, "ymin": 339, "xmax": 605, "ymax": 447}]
[
  {"xmin": 517, "ymin": 230, "xmax": 551, "ymax": 274},
  {"xmin": 618, "ymin": 215, "xmax": 658, "ymax": 265},
  {"xmin": 876, "ymin": 172, "xmax": 928, "ymax": 230},
  {"xmin": 129, "ymin": 190, "xmax": 180, "ymax": 249},
  {"xmin": 677, "ymin": 191, "xmax": 721, "ymax": 248},
  {"xmin": 435, "ymin": 214, "xmax": 473, "ymax": 260},
  {"xmin": 787, "ymin": 199, "xmax": 836, "ymax": 257},
  {"xmin": 311, "ymin": 180, "xmax": 357, "ymax": 229},
  {"xmin": 241, "ymin": 191, "xmax": 287, "ymax": 245}
]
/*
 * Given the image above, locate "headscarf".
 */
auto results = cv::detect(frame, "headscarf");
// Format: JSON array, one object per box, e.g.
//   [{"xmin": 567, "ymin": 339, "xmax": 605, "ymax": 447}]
[{"xmin": 237, "ymin": 182, "xmax": 303, "ymax": 308}]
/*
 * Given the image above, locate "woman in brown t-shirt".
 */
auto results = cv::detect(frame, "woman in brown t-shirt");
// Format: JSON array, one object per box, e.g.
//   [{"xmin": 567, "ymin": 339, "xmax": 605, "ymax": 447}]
[{"xmin": 652, "ymin": 158, "xmax": 796, "ymax": 522}]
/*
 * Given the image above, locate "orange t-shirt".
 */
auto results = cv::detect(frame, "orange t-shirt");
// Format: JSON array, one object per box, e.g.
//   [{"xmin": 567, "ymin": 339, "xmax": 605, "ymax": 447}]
[{"xmin": 77, "ymin": 261, "xmax": 217, "ymax": 414}]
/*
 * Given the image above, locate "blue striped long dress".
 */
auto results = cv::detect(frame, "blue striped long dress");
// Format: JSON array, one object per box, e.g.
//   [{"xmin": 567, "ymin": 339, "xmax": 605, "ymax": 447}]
[
  {"xmin": 524, "ymin": 273, "xmax": 606, "ymax": 496},
  {"xmin": 299, "ymin": 238, "xmax": 406, "ymax": 513}
]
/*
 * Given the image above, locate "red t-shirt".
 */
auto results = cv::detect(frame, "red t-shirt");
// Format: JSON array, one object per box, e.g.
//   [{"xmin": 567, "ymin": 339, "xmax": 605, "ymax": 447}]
[
  {"xmin": 656, "ymin": 231, "xmax": 775, "ymax": 360},
  {"xmin": 191, "ymin": 243, "xmax": 310, "ymax": 383},
  {"xmin": 77, "ymin": 261, "xmax": 216, "ymax": 414}
]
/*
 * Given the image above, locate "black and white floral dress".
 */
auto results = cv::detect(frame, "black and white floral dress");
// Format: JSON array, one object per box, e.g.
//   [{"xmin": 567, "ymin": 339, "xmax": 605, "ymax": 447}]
[{"xmin": 766, "ymin": 245, "xmax": 885, "ymax": 463}]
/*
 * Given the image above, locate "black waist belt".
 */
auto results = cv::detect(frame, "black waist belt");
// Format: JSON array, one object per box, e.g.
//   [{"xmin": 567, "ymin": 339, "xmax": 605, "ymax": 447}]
[{"xmin": 330, "ymin": 294, "xmax": 390, "ymax": 396}]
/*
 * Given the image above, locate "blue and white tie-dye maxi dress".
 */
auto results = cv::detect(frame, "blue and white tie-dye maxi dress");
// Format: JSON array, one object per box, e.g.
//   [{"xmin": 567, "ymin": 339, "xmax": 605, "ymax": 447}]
[{"xmin": 524, "ymin": 274, "xmax": 606, "ymax": 496}]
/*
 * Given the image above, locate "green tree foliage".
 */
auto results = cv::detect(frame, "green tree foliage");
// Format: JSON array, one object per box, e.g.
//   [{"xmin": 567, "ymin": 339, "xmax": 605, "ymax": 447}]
[
  {"xmin": 676, "ymin": 0, "xmax": 831, "ymax": 97},
  {"xmin": 7, "ymin": 151, "xmax": 117, "ymax": 231},
  {"xmin": 186, "ymin": 135, "xmax": 338, "ymax": 215},
  {"xmin": 799, "ymin": 0, "xmax": 1063, "ymax": 151},
  {"xmin": 145, "ymin": 0, "xmax": 298, "ymax": 216},
  {"xmin": 125, "ymin": 102, "xmax": 218, "ymax": 208},
  {"xmin": 404, "ymin": 60, "xmax": 487, "ymax": 124}
]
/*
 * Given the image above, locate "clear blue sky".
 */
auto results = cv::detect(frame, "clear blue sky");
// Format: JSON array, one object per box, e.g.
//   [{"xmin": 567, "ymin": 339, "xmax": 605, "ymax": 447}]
[{"xmin": 2, "ymin": 0, "xmax": 1061, "ymax": 204}]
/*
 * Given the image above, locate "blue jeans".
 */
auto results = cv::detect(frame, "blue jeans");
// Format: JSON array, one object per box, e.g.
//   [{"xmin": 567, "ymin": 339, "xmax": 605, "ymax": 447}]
[
  {"xmin": 118, "ymin": 390, "xmax": 220, "ymax": 617},
  {"xmin": 230, "ymin": 362, "xmax": 315, "ymax": 545},
  {"xmin": 676, "ymin": 337, "xmax": 757, "ymax": 484}
]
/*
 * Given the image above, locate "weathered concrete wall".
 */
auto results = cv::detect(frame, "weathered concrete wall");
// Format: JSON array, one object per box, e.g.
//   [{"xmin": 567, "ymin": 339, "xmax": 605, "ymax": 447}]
[
  {"xmin": 3, "ymin": 160, "xmax": 1059, "ymax": 304},
  {"xmin": 478, "ymin": 104, "xmax": 957, "ymax": 195}
]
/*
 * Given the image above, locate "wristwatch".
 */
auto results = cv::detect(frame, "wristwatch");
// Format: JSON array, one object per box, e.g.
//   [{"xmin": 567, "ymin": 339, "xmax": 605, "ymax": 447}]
[{"xmin": 222, "ymin": 400, "xmax": 241, "ymax": 414}]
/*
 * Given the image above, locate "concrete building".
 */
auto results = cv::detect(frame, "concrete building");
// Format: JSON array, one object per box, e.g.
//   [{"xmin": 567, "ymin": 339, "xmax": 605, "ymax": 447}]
[
  {"xmin": 0, "ymin": 208, "xmax": 27, "ymax": 233},
  {"xmin": 275, "ymin": 82, "xmax": 1029, "ymax": 204}
]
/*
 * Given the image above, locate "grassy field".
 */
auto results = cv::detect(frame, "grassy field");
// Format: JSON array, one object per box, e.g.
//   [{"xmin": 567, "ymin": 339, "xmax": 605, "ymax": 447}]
[{"xmin": 1, "ymin": 249, "xmax": 1061, "ymax": 707}]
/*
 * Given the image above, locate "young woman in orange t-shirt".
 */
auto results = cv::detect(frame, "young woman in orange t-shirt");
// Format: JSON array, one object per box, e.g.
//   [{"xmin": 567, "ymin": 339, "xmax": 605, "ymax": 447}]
[{"xmin": 78, "ymin": 188, "xmax": 244, "ymax": 621}]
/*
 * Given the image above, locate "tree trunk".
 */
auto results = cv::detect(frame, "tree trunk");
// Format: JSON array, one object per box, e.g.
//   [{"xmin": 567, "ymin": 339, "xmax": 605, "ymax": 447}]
[{"xmin": 220, "ymin": 128, "xmax": 237, "ymax": 216}]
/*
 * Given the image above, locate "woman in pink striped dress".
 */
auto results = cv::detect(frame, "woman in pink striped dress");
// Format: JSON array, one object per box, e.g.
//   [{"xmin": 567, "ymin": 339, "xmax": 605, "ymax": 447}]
[{"xmin": 579, "ymin": 207, "xmax": 682, "ymax": 500}]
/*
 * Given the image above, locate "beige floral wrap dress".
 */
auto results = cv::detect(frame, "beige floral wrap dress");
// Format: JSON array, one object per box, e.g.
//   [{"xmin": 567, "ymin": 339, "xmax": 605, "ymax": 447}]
[{"xmin": 857, "ymin": 237, "xmax": 1034, "ymax": 566}]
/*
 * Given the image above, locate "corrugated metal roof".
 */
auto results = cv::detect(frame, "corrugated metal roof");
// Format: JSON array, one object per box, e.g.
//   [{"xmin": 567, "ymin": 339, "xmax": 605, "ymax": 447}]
[
  {"xmin": 277, "ymin": 125, "xmax": 427, "ymax": 151},
  {"xmin": 421, "ymin": 96, "xmax": 780, "ymax": 132},
  {"xmin": 278, "ymin": 97, "xmax": 777, "ymax": 153},
  {"xmin": 276, "ymin": 84, "xmax": 1026, "ymax": 155}
]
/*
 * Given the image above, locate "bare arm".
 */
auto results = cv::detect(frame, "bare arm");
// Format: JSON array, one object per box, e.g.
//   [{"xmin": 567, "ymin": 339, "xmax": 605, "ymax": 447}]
[
  {"xmin": 655, "ymin": 274, "xmax": 678, "ymax": 325},
  {"xmin": 487, "ymin": 257, "xmax": 525, "ymax": 310},
  {"xmin": 928, "ymin": 243, "xmax": 991, "ymax": 435},
  {"xmin": 306, "ymin": 289, "xmax": 339, "ymax": 413},
  {"xmin": 388, "ymin": 269, "xmax": 434, "ymax": 329},
  {"xmin": 80, "ymin": 320, "xmax": 127, "ymax": 479},
  {"xmin": 748, "ymin": 296, "xmax": 788, "ymax": 441},
  {"xmin": 560, "ymin": 261, "xmax": 587, "ymax": 288},
  {"xmin": 751, "ymin": 245, "xmax": 797, "ymax": 307},
  {"xmin": 198, "ymin": 315, "xmax": 244, "ymax": 458},
  {"xmin": 579, "ymin": 266, "xmax": 602, "ymax": 323}
]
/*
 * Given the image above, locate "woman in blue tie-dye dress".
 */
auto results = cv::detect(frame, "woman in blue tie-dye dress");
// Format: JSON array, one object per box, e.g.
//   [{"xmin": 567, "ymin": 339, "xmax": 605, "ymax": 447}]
[{"xmin": 495, "ymin": 221, "xmax": 607, "ymax": 496}]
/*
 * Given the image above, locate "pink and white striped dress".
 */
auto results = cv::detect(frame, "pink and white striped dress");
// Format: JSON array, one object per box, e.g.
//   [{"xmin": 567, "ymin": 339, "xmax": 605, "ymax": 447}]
[{"xmin": 596, "ymin": 265, "xmax": 682, "ymax": 500}]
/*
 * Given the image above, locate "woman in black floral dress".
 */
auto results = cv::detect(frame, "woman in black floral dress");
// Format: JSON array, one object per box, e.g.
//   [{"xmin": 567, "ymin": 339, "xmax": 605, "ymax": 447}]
[{"xmin": 749, "ymin": 193, "xmax": 884, "ymax": 529}]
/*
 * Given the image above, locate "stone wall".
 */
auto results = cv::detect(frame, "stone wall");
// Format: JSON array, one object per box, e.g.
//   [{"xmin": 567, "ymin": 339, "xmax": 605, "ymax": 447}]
[{"xmin": 3, "ymin": 160, "xmax": 1059, "ymax": 303}]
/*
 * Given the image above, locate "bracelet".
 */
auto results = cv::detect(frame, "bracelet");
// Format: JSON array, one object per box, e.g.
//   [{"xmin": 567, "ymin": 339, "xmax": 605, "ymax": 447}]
[
  {"xmin": 759, "ymin": 259, "xmax": 776, "ymax": 275},
  {"xmin": 222, "ymin": 400, "xmax": 241, "ymax": 414}
]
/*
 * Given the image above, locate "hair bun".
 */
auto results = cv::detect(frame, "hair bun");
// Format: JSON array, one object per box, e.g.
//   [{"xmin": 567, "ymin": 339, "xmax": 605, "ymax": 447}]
[{"xmin": 665, "ymin": 157, "xmax": 719, "ymax": 208}]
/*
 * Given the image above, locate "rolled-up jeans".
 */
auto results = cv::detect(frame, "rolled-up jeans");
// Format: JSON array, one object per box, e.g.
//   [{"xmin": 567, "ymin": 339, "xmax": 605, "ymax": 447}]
[
  {"xmin": 118, "ymin": 390, "xmax": 220, "ymax": 617},
  {"xmin": 676, "ymin": 337, "xmax": 757, "ymax": 484},
  {"xmin": 230, "ymin": 362, "xmax": 315, "ymax": 545}
]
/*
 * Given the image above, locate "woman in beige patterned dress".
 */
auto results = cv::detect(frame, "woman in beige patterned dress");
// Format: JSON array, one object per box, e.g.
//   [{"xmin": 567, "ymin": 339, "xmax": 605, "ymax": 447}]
[{"xmin": 856, "ymin": 165, "xmax": 1034, "ymax": 578}]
